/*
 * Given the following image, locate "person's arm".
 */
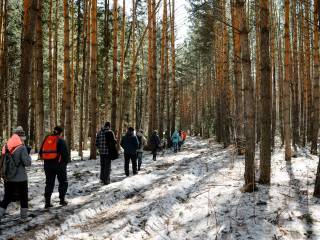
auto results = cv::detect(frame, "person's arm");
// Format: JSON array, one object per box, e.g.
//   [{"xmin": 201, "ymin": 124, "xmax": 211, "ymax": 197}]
[
  {"xmin": 58, "ymin": 139, "xmax": 71, "ymax": 163},
  {"xmin": 120, "ymin": 136, "xmax": 124, "ymax": 148},
  {"xmin": 134, "ymin": 136, "xmax": 139, "ymax": 150},
  {"xmin": 20, "ymin": 146, "xmax": 31, "ymax": 167}
]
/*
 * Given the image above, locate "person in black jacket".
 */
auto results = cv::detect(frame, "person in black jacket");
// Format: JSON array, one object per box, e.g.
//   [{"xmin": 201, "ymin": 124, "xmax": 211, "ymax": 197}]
[
  {"xmin": 40, "ymin": 126, "xmax": 70, "ymax": 209},
  {"xmin": 120, "ymin": 127, "xmax": 139, "ymax": 176},
  {"xmin": 149, "ymin": 130, "xmax": 160, "ymax": 161},
  {"xmin": 96, "ymin": 122, "xmax": 117, "ymax": 185}
]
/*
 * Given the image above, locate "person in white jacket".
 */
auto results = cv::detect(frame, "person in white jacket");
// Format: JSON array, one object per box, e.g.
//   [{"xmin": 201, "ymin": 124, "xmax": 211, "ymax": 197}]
[{"xmin": 136, "ymin": 129, "xmax": 146, "ymax": 171}]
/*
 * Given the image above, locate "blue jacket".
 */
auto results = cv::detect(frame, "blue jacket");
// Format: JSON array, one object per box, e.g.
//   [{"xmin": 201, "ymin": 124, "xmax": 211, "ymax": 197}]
[
  {"xmin": 171, "ymin": 131, "xmax": 181, "ymax": 144},
  {"xmin": 120, "ymin": 132, "xmax": 139, "ymax": 155}
]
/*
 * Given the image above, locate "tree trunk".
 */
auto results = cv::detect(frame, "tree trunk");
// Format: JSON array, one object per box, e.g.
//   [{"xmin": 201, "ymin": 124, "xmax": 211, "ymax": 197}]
[
  {"xmin": 36, "ymin": 0, "xmax": 44, "ymax": 150},
  {"xmin": 89, "ymin": 0, "xmax": 98, "ymax": 159},
  {"xmin": 111, "ymin": 0, "xmax": 118, "ymax": 131},
  {"xmin": 237, "ymin": 0, "xmax": 256, "ymax": 192},
  {"xmin": 259, "ymin": 0, "xmax": 271, "ymax": 184},
  {"xmin": 305, "ymin": 1, "xmax": 312, "ymax": 142},
  {"xmin": 284, "ymin": 0, "xmax": 292, "ymax": 161},
  {"xmin": 79, "ymin": 0, "xmax": 88, "ymax": 157},
  {"xmin": 159, "ymin": 0, "xmax": 167, "ymax": 139},
  {"xmin": 118, "ymin": 0, "xmax": 126, "ymax": 140},
  {"xmin": 311, "ymin": 0, "xmax": 319, "ymax": 154},
  {"xmin": 63, "ymin": 0, "xmax": 72, "ymax": 149},
  {"xmin": 170, "ymin": 0, "xmax": 176, "ymax": 135},
  {"xmin": 17, "ymin": 0, "xmax": 38, "ymax": 141},
  {"xmin": 231, "ymin": 0, "xmax": 243, "ymax": 151},
  {"xmin": 52, "ymin": 0, "xmax": 59, "ymax": 129},
  {"xmin": 255, "ymin": 0, "xmax": 261, "ymax": 144},
  {"xmin": 104, "ymin": 0, "xmax": 110, "ymax": 121},
  {"xmin": 292, "ymin": 0, "xmax": 299, "ymax": 148},
  {"xmin": 48, "ymin": 0, "xmax": 54, "ymax": 131}
]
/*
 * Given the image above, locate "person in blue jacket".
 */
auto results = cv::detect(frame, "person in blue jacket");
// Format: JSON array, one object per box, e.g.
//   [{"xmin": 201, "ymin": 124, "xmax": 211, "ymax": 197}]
[{"xmin": 171, "ymin": 130, "xmax": 181, "ymax": 153}]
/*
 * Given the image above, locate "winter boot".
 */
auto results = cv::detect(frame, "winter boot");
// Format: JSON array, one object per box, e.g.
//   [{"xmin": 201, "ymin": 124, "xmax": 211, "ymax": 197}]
[
  {"xmin": 20, "ymin": 208, "xmax": 28, "ymax": 221},
  {"xmin": 60, "ymin": 199, "xmax": 68, "ymax": 206},
  {"xmin": 45, "ymin": 198, "xmax": 53, "ymax": 209},
  {"xmin": 0, "ymin": 207, "xmax": 5, "ymax": 219}
]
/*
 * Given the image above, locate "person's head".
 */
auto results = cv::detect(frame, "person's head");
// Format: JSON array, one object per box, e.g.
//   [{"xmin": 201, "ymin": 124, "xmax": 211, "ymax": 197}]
[
  {"xmin": 53, "ymin": 126, "xmax": 64, "ymax": 136},
  {"xmin": 127, "ymin": 127, "xmax": 134, "ymax": 134},
  {"xmin": 104, "ymin": 121, "xmax": 111, "ymax": 129},
  {"xmin": 13, "ymin": 126, "xmax": 26, "ymax": 141}
]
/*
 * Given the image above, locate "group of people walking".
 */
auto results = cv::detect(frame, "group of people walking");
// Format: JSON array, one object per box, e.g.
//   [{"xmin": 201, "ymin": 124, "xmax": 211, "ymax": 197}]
[
  {"xmin": 0, "ymin": 121, "xmax": 187, "ymax": 221},
  {"xmin": 0, "ymin": 126, "xmax": 70, "ymax": 221}
]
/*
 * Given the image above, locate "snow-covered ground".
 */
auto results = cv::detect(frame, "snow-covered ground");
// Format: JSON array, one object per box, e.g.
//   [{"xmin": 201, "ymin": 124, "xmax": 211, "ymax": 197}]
[{"xmin": 1, "ymin": 137, "xmax": 320, "ymax": 240}]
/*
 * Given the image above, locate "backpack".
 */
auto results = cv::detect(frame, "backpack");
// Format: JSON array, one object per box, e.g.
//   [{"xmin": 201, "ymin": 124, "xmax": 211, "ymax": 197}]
[
  {"xmin": 40, "ymin": 135, "xmax": 60, "ymax": 161},
  {"xmin": 105, "ymin": 130, "xmax": 119, "ymax": 160},
  {"xmin": 0, "ymin": 144, "xmax": 22, "ymax": 181}
]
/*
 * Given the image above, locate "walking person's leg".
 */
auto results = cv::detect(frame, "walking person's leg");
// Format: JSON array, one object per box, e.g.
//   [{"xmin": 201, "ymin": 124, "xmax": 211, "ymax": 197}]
[
  {"xmin": 18, "ymin": 181, "xmax": 28, "ymax": 219},
  {"xmin": 105, "ymin": 156, "xmax": 111, "ymax": 184},
  {"xmin": 137, "ymin": 152, "xmax": 142, "ymax": 171},
  {"xmin": 124, "ymin": 153, "xmax": 130, "ymax": 176},
  {"xmin": 100, "ymin": 156, "xmax": 106, "ymax": 181},
  {"xmin": 132, "ymin": 154, "xmax": 138, "ymax": 175},
  {"xmin": 100, "ymin": 155, "xmax": 107, "ymax": 184},
  {"xmin": 0, "ymin": 181, "xmax": 14, "ymax": 217},
  {"xmin": 44, "ymin": 162, "xmax": 57, "ymax": 208},
  {"xmin": 57, "ymin": 163, "xmax": 68, "ymax": 205}
]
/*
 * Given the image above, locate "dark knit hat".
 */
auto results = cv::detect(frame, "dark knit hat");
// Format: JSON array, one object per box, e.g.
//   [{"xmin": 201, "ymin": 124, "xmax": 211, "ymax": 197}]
[{"xmin": 54, "ymin": 126, "xmax": 64, "ymax": 135}]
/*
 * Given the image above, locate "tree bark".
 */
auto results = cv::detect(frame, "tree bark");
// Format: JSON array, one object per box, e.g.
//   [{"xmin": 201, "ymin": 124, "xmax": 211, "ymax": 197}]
[
  {"xmin": 259, "ymin": 0, "xmax": 271, "ymax": 184},
  {"xmin": 284, "ymin": 0, "xmax": 292, "ymax": 161},
  {"xmin": 17, "ymin": 0, "xmax": 38, "ymax": 141},
  {"xmin": 36, "ymin": 0, "xmax": 44, "ymax": 150},
  {"xmin": 237, "ymin": 0, "xmax": 256, "ymax": 192},
  {"xmin": 311, "ymin": 0, "xmax": 320, "ymax": 154},
  {"xmin": 111, "ymin": 0, "xmax": 118, "ymax": 131},
  {"xmin": 89, "ymin": 0, "xmax": 98, "ymax": 159}
]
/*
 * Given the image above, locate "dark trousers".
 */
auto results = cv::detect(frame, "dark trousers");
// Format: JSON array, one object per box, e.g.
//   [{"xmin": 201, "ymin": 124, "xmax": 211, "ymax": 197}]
[
  {"xmin": 152, "ymin": 148, "xmax": 157, "ymax": 161},
  {"xmin": 124, "ymin": 153, "xmax": 137, "ymax": 176},
  {"xmin": 0, "ymin": 181, "xmax": 28, "ymax": 209},
  {"xmin": 137, "ymin": 152, "xmax": 143, "ymax": 171},
  {"xmin": 44, "ymin": 161, "xmax": 68, "ymax": 203},
  {"xmin": 173, "ymin": 142, "xmax": 178, "ymax": 153},
  {"xmin": 100, "ymin": 154, "xmax": 111, "ymax": 184}
]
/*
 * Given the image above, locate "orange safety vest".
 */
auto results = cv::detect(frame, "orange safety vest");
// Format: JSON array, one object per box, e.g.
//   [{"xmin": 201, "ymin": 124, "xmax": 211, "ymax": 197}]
[
  {"xmin": 1, "ymin": 134, "xmax": 23, "ymax": 155},
  {"xmin": 40, "ymin": 135, "xmax": 61, "ymax": 161}
]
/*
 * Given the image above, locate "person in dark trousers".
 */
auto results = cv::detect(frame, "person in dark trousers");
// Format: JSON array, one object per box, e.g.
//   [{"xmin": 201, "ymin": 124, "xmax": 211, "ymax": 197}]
[
  {"xmin": 136, "ymin": 129, "xmax": 146, "ymax": 171},
  {"xmin": 0, "ymin": 126, "xmax": 31, "ymax": 221},
  {"xmin": 120, "ymin": 127, "xmax": 139, "ymax": 176},
  {"xmin": 96, "ymin": 122, "xmax": 117, "ymax": 185},
  {"xmin": 39, "ymin": 126, "xmax": 70, "ymax": 209},
  {"xmin": 149, "ymin": 130, "xmax": 160, "ymax": 161}
]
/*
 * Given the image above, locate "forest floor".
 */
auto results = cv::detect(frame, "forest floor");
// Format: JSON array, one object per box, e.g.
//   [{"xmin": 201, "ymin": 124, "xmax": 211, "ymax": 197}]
[{"xmin": 0, "ymin": 137, "xmax": 320, "ymax": 240}]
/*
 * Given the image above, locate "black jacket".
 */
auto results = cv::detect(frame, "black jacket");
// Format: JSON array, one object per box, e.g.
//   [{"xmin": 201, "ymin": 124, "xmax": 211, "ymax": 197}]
[
  {"xmin": 120, "ymin": 132, "xmax": 139, "ymax": 155},
  {"xmin": 57, "ymin": 138, "xmax": 70, "ymax": 163},
  {"xmin": 105, "ymin": 129, "xmax": 118, "ymax": 159},
  {"xmin": 149, "ymin": 133, "xmax": 160, "ymax": 150}
]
